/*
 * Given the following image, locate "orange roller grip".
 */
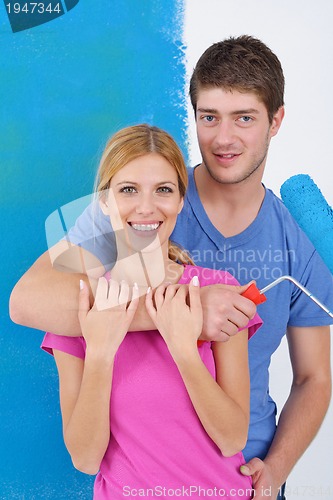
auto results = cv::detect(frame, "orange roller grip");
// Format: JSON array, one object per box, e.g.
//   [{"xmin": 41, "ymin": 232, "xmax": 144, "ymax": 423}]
[{"xmin": 241, "ymin": 283, "xmax": 267, "ymax": 305}]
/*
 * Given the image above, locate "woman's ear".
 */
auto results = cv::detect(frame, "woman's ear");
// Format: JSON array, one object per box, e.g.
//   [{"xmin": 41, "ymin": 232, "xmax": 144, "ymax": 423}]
[
  {"xmin": 99, "ymin": 192, "xmax": 109, "ymax": 215},
  {"xmin": 99, "ymin": 189, "xmax": 123, "ymax": 231},
  {"xmin": 178, "ymin": 197, "xmax": 184, "ymax": 214}
]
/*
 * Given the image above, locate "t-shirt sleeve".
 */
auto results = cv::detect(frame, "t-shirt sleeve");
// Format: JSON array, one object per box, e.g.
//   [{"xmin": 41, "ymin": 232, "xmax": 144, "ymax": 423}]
[
  {"xmin": 66, "ymin": 200, "xmax": 117, "ymax": 271},
  {"xmin": 243, "ymin": 314, "xmax": 263, "ymax": 339},
  {"xmin": 41, "ymin": 332, "xmax": 86, "ymax": 359},
  {"xmin": 289, "ymin": 250, "xmax": 333, "ymax": 327}
]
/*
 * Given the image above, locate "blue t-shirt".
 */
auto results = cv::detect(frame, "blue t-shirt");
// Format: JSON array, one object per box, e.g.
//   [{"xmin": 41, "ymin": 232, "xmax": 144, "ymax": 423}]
[{"xmin": 66, "ymin": 166, "xmax": 333, "ymax": 462}]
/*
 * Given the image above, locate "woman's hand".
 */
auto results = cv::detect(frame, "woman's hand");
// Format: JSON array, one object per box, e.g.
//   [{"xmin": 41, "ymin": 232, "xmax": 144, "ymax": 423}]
[
  {"xmin": 146, "ymin": 276, "xmax": 203, "ymax": 361},
  {"xmin": 78, "ymin": 278, "xmax": 139, "ymax": 359}
]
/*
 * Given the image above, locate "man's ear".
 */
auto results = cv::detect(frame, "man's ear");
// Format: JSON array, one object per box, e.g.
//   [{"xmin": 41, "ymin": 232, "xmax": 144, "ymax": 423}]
[{"xmin": 270, "ymin": 106, "xmax": 285, "ymax": 138}]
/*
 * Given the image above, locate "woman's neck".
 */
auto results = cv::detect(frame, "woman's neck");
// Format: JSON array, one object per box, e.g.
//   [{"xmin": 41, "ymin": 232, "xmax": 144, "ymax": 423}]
[{"xmin": 110, "ymin": 241, "xmax": 184, "ymax": 289}]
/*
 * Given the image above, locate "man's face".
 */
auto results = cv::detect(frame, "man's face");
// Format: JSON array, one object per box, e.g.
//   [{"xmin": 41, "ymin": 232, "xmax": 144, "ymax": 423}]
[{"xmin": 195, "ymin": 87, "xmax": 283, "ymax": 185}]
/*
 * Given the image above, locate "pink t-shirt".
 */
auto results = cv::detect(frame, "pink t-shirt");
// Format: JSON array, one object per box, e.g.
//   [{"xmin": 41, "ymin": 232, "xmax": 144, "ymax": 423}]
[{"xmin": 42, "ymin": 265, "xmax": 262, "ymax": 499}]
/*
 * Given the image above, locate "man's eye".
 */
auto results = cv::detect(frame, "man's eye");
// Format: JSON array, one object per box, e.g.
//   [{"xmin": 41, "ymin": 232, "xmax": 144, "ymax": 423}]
[
  {"xmin": 239, "ymin": 116, "xmax": 252, "ymax": 123},
  {"xmin": 203, "ymin": 115, "xmax": 215, "ymax": 122},
  {"xmin": 120, "ymin": 186, "xmax": 136, "ymax": 193}
]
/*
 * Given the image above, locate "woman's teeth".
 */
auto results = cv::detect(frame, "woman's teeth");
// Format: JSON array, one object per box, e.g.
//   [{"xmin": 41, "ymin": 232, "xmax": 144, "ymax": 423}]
[{"xmin": 131, "ymin": 223, "xmax": 160, "ymax": 231}]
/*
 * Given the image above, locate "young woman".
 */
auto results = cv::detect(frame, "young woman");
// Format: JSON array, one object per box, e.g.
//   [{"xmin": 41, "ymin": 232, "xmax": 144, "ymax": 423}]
[{"xmin": 42, "ymin": 124, "xmax": 262, "ymax": 499}]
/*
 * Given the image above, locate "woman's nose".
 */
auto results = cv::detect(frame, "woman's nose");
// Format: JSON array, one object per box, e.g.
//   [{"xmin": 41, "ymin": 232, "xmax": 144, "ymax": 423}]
[{"xmin": 135, "ymin": 194, "xmax": 155, "ymax": 215}]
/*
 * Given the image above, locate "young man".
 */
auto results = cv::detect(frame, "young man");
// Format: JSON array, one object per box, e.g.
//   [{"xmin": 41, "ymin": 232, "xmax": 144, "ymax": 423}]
[{"xmin": 10, "ymin": 36, "xmax": 333, "ymax": 499}]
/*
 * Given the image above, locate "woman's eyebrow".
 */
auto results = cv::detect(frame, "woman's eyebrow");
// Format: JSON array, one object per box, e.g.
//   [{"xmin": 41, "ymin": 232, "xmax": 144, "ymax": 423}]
[{"xmin": 115, "ymin": 181, "xmax": 177, "ymax": 186}]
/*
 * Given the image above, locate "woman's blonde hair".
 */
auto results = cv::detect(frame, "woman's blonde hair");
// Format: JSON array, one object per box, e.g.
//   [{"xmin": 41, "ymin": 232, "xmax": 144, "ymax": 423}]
[{"xmin": 96, "ymin": 124, "xmax": 194, "ymax": 265}]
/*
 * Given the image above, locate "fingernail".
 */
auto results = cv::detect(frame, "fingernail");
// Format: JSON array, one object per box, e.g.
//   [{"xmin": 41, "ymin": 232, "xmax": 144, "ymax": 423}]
[
  {"xmin": 192, "ymin": 276, "xmax": 199, "ymax": 287},
  {"xmin": 146, "ymin": 286, "xmax": 151, "ymax": 294},
  {"xmin": 79, "ymin": 279, "xmax": 84, "ymax": 290},
  {"xmin": 133, "ymin": 282, "xmax": 138, "ymax": 290},
  {"xmin": 240, "ymin": 465, "xmax": 250, "ymax": 475}
]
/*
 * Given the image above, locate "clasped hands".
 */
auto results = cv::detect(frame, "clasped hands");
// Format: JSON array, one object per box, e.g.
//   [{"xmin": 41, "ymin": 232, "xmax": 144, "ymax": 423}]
[{"xmin": 78, "ymin": 277, "xmax": 256, "ymax": 353}]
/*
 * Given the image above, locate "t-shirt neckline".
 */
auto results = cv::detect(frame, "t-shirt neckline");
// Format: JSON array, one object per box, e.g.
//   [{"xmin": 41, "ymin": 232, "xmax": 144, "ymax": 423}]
[{"xmin": 187, "ymin": 166, "xmax": 271, "ymax": 250}]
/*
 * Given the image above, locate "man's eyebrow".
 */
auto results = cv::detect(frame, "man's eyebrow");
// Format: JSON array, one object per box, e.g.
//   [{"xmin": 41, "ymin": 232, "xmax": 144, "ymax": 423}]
[
  {"xmin": 197, "ymin": 107, "xmax": 218, "ymax": 114},
  {"xmin": 197, "ymin": 107, "xmax": 260, "ymax": 115},
  {"xmin": 232, "ymin": 108, "xmax": 260, "ymax": 115}
]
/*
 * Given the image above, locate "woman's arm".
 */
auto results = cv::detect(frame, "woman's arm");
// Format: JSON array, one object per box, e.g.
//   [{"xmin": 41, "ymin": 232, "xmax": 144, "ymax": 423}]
[
  {"xmin": 52, "ymin": 278, "xmax": 139, "ymax": 474},
  {"xmin": 54, "ymin": 349, "xmax": 113, "ymax": 475},
  {"xmin": 146, "ymin": 280, "xmax": 250, "ymax": 456},
  {"xmin": 175, "ymin": 330, "xmax": 250, "ymax": 457}
]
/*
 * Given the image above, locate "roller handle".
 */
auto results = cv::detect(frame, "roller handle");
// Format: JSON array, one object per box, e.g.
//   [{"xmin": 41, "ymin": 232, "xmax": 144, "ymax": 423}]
[{"xmin": 241, "ymin": 283, "xmax": 267, "ymax": 305}]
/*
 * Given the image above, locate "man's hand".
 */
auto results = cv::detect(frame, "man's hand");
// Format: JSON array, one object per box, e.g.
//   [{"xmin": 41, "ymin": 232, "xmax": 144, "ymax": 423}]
[
  {"xmin": 200, "ymin": 283, "xmax": 257, "ymax": 342},
  {"xmin": 240, "ymin": 458, "xmax": 281, "ymax": 500}
]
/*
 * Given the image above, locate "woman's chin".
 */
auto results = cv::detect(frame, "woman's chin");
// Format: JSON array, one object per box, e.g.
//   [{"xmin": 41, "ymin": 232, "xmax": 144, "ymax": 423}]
[{"xmin": 127, "ymin": 232, "xmax": 163, "ymax": 254}]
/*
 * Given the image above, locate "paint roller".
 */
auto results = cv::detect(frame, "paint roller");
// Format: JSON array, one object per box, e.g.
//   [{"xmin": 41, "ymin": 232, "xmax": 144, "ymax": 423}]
[
  {"xmin": 242, "ymin": 276, "xmax": 333, "ymax": 318},
  {"xmin": 281, "ymin": 174, "xmax": 333, "ymax": 274},
  {"xmin": 241, "ymin": 174, "xmax": 333, "ymax": 318}
]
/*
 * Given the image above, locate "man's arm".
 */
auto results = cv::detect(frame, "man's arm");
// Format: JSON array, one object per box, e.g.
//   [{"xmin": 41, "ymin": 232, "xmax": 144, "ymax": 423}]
[
  {"xmin": 9, "ymin": 242, "xmax": 100, "ymax": 336},
  {"xmin": 10, "ymin": 240, "xmax": 257, "ymax": 339},
  {"xmin": 241, "ymin": 325, "xmax": 332, "ymax": 499}
]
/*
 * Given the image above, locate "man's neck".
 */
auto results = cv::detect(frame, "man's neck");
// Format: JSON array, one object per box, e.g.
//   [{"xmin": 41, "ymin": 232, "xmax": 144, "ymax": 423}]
[{"xmin": 194, "ymin": 163, "xmax": 266, "ymax": 238}]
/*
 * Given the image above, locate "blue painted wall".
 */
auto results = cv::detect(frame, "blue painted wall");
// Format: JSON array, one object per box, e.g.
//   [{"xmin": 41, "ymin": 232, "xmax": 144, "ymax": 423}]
[{"xmin": 0, "ymin": 1, "xmax": 186, "ymax": 497}]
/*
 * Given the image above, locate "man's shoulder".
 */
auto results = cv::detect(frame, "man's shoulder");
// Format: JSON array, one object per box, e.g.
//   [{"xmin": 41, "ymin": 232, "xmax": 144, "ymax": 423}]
[{"xmin": 265, "ymin": 188, "xmax": 310, "ymax": 236}]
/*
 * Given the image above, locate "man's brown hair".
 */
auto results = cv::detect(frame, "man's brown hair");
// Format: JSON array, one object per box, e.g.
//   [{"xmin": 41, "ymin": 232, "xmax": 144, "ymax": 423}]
[{"xmin": 189, "ymin": 35, "xmax": 285, "ymax": 123}]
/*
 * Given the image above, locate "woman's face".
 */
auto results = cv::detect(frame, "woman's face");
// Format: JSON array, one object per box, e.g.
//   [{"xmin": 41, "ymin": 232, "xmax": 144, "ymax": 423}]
[{"xmin": 100, "ymin": 152, "xmax": 184, "ymax": 255}]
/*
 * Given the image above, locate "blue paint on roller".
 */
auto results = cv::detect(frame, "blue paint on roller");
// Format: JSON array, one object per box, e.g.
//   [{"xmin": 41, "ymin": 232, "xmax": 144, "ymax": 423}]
[{"xmin": 280, "ymin": 174, "xmax": 333, "ymax": 274}]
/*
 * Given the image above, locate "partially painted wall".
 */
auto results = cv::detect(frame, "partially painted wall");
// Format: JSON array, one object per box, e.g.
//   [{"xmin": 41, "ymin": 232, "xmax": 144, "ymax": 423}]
[
  {"xmin": 3, "ymin": 1, "xmax": 333, "ymax": 498},
  {"xmin": 1, "ymin": 2, "xmax": 186, "ymax": 497}
]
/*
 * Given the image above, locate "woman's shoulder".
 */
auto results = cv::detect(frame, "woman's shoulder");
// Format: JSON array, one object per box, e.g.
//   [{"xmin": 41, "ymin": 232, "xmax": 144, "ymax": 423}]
[{"xmin": 179, "ymin": 265, "xmax": 239, "ymax": 286}]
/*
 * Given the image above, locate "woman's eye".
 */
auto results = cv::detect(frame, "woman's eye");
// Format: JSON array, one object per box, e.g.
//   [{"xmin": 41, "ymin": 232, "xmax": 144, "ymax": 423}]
[
  {"xmin": 120, "ymin": 186, "xmax": 136, "ymax": 193},
  {"xmin": 157, "ymin": 186, "xmax": 173, "ymax": 193}
]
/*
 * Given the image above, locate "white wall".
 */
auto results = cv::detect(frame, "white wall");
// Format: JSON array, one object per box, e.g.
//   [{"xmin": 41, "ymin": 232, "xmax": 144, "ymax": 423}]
[{"xmin": 184, "ymin": 1, "xmax": 333, "ymax": 498}]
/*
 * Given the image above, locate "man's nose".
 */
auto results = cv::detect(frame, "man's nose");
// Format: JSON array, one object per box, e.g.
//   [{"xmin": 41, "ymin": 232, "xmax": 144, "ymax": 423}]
[{"xmin": 214, "ymin": 120, "xmax": 236, "ymax": 146}]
